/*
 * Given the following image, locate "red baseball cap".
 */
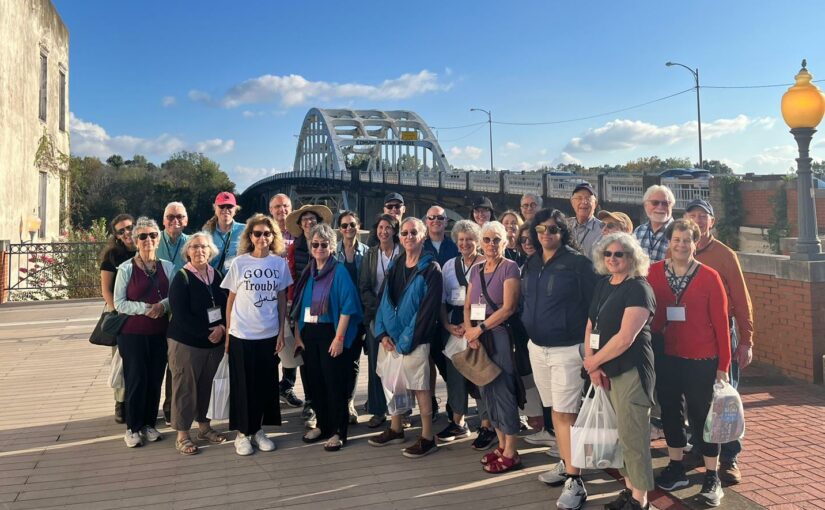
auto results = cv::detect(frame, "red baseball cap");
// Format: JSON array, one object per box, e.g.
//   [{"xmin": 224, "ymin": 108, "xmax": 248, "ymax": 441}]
[{"xmin": 214, "ymin": 192, "xmax": 237, "ymax": 206}]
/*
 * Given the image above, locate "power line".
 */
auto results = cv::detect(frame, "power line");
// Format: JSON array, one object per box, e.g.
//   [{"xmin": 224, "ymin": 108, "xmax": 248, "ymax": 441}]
[
  {"xmin": 438, "ymin": 124, "xmax": 487, "ymax": 142},
  {"xmin": 429, "ymin": 121, "xmax": 487, "ymax": 130},
  {"xmin": 703, "ymin": 78, "xmax": 825, "ymax": 89}
]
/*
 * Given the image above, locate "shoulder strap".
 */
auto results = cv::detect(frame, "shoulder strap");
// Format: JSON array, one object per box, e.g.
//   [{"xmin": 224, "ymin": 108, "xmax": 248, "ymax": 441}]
[
  {"xmin": 455, "ymin": 257, "xmax": 469, "ymax": 287},
  {"xmin": 178, "ymin": 267, "xmax": 190, "ymax": 285},
  {"xmin": 478, "ymin": 267, "xmax": 500, "ymax": 312},
  {"xmin": 215, "ymin": 229, "xmax": 233, "ymax": 270}
]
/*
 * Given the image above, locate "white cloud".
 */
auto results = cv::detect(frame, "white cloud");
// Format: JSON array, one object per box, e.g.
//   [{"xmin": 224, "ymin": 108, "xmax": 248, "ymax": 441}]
[
  {"xmin": 189, "ymin": 69, "xmax": 450, "ymax": 108},
  {"xmin": 503, "ymin": 141, "xmax": 520, "ymax": 150},
  {"xmin": 513, "ymin": 160, "xmax": 552, "ymax": 171},
  {"xmin": 552, "ymin": 152, "xmax": 582, "ymax": 166},
  {"xmin": 564, "ymin": 115, "xmax": 776, "ymax": 153},
  {"xmin": 161, "ymin": 96, "xmax": 177, "ymax": 107},
  {"xmin": 450, "ymin": 145, "xmax": 483, "ymax": 160},
  {"xmin": 241, "ymin": 110, "xmax": 264, "ymax": 118},
  {"xmin": 69, "ymin": 113, "xmax": 235, "ymax": 159},
  {"xmin": 743, "ymin": 145, "xmax": 797, "ymax": 174}
]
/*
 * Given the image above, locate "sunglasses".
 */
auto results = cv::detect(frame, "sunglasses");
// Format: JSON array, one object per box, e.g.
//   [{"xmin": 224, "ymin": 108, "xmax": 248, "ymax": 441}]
[
  {"xmin": 603, "ymin": 250, "xmax": 625, "ymax": 258},
  {"xmin": 115, "ymin": 225, "xmax": 133, "ymax": 236},
  {"xmin": 137, "ymin": 232, "xmax": 159, "ymax": 240},
  {"xmin": 251, "ymin": 230, "xmax": 273, "ymax": 238},
  {"xmin": 520, "ymin": 203, "xmax": 538, "ymax": 209},
  {"xmin": 518, "ymin": 236, "xmax": 530, "ymax": 244},
  {"xmin": 603, "ymin": 222, "xmax": 622, "ymax": 231},
  {"xmin": 482, "ymin": 237, "xmax": 502, "ymax": 245},
  {"xmin": 647, "ymin": 199, "xmax": 670, "ymax": 208},
  {"xmin": 399, "ymin": 230, "xmax": 419, "ymax": 238},
  {"xmin": 426, "ymin": 215, "xmax": 446, "ymax": 221},
  {"xmin": 189, "ymin": 244, "xmax": 209, "ymax": 251},
  {"xmin": 339, "ymin": 222, "xmax": 358, "ymax": 229},
  {"xmin": 166, "ymin": 214, "xmax": 186, "ymax": 221},
  {"xmin": 385, "ymin": 203, "xmax": 403, "ymax": 210},
  {"xmin": 535, "ymin": 224, "xmax": 561, "ymax": 235},
  {"xmin": 217, "ymin": 204, "xmax": 235, "ymax": 211},
  {"xmin": 311, "ymin": 242, "xmax": 329, "ymax": 249}
]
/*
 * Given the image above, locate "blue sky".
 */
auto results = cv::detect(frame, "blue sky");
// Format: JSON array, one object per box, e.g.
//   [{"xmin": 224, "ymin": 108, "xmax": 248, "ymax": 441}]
[{"xmin": 56, "ymin": 0, "xmax": 825, "ymax": 190}]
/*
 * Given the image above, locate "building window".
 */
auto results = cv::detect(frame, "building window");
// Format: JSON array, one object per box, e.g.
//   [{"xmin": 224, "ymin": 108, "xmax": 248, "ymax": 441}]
[
  {"xmin": 59, "ymin": 70, "xmax": 66, "ymax": 131},
  {"xmin": 39, "ymin": 53, "xmax": 47, "ymax": 122}
]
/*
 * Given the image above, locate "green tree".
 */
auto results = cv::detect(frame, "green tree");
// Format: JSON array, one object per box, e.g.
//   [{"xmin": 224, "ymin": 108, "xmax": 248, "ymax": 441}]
[
  {"xmin": 700, "ymin": 160, "xmax": 733, "ymax": 175},
  {"xmin": 106, "ymin": 154, "xmax": 124, "ymax": 168}
]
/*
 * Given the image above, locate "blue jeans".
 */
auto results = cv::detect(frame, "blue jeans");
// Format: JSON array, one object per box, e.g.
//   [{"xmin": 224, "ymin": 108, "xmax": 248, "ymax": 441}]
[{"xmin": 720, "ymin": 321, "xmax": 742, "ymax": 462}]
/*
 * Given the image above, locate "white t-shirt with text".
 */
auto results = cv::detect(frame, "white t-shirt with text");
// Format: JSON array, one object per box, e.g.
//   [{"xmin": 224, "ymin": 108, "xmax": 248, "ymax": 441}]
[{"xmin": 221, "ymin": 253, "xmax": 293, "ymax": 340}]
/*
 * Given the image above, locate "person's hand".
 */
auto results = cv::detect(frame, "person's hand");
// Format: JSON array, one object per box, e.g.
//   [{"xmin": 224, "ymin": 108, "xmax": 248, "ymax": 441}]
[
  {"xmin": 716, "ymin": 370, "xmax": 729, "ymax": 383},
  {"xmin": 583, "ymin": 356, "xmax": 600, "ymax": 374},
  {"xmin": 734, "ymin": 344, "xmax": 753, "ymax": 369},
  {"xmin": 329, "ymin": 337, "xmax": 344, "ymax": 358},
  {"xmin": 381, "ymin": 337, "xmax": 396, "ymax": 352},
  {"xmin": 207, "ymin": 325, "xmax": 224, "ymax": 344},
  {"xmin": 465, "ymin": 326, "xmax": 482, "ymax": 342},
  {"xmin": 293, "ymin": 338, "xmax": 305, "ymax": 356},
  {"xmin": 468, "ymin": 338, "xmax": 480, "ymax": 350},
  {"xmin": 275, "ymin": 332, "xmax": 285, "ymax": 353},
  {"xmin": 146, "ymin": 302, "xmax": 165, "ymax": 318},
  {"xmin": 447, "ymin": 324, "xmax": 465, "ymax": 337},
  {"xmin": 224, "ymin": 333, "xmax": 230, "ymax": 354},
  {"xmin": 589, "ymin": 368, "xmax": 606, "ymax": 387}
]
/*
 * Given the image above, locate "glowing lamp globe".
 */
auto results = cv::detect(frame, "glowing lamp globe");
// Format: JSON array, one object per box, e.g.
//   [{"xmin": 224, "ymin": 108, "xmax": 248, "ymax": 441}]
[{"xmin": 781, "ymin": 59, "xmax": 825, "ymax": 129}]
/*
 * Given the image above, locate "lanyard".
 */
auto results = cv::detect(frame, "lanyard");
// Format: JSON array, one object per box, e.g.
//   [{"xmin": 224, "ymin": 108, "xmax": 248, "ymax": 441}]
[
  {"xmin": 163, "ymin": 233, "xmax": 182, "ymax": 263},
  {"xmin": 646, "ymin": 225, "xmax": 665, "ymax": 254},
  {"xmin": 593, "ymin": 275, "xmax": 629, "ymax": 330},
  {"xmin": 666, "ymin": 261, "xmax": 698, "ymax": 305},
  {"xmin": 379, "ymin": 244, "xmax": 398, "ymax": 280},
  {"xmin": 135, "ymin": 255, "xmax": 163, "ymax": 301},
  {"xmin": 192, "ymin": 268, "xmax": 216, "ymax": 307},
  {"xmin": 575, "ymin": 220, "xmax": 593, "ymax": 247},
  {"xmin": 460, "ymin": 255, "xmax": 478, "ymax": 283}
]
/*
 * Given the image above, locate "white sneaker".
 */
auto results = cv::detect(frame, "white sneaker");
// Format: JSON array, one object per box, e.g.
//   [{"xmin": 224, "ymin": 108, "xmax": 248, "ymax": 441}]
[
  {"xmin": 556, "ymin": 475, "xmax": 587, "ymax": 510},
  {"xmin": 252, "ymin": 429, "xmax": 276, "ymax": 452},
  {"xmin": 124, "ymin": 429, "xmax": 143, "ymax": 448},
  {"xmin": 524, "ymin": 429, "xmax": 556, "ymax": 446},
  {"xmin": 140, "ymin": 425, "xmax": 162, "ymax": 442},
  {"xmin": 538, "ymin": 459, "xmax": 566, "ymax": 486},
  {"xmin": 235, "ymin": 433, "xmax": 254, "ymax": 456},
  {"xmin": 683, "ymin": 442, "xmax": 694, "ymax": 453}
]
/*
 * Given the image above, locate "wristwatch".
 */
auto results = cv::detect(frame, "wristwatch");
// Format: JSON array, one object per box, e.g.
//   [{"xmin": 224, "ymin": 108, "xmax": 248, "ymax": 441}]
[{"xmin": 479, "ymin": 322, "xmax": 487, "ymax": 332}]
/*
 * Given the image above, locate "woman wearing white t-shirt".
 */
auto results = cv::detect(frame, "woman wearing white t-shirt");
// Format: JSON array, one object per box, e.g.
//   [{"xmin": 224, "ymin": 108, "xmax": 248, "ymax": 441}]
[{"xmin": 221, "ymin": 214, "xmax": 293, "ymax": 456}]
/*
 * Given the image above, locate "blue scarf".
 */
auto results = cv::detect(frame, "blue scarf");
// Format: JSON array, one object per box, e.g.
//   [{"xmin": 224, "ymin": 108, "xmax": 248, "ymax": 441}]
[{"xmin": 291, "ymin": 257, "xmax": 337, "ymax": 318}]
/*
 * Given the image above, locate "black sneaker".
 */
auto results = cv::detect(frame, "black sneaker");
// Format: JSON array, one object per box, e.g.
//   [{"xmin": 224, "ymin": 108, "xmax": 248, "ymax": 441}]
[
  {"xmin": 603, "ymin": 488, "xmax": 631, "ymax": 510},
  {"xmin": 402, "ymin": 436, "xmax": 437, "ymax": 458},
  {"xmin": 114, "ymin": 402, "xmax": 125, "ymax": 424},
  {"xmin": 471, "ymin": 427, "xmax": 499, "ymax": 450},
  {"xmin": 368, "ymin": 426, "xmax": 406, "ymax": 447},
  {"xmin": 655, "ymin": 461, "xmax": 689, "ymax": 491},
  {"xmin": 280, "ymin": 388, "xmax": 304, "ymax": 408},
  {"xmin": 699, "ymin": 472, "xmax": 724, "ymax": 507},
  {"xmin": 436, "ymin": 421, "xmax": 470, "ymax": 442}
]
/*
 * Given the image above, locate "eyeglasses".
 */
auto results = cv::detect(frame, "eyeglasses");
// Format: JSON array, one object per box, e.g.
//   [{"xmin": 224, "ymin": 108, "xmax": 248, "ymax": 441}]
[
  {"xmin": 166, "ymin": 214, "xmax": 186, "ymax": 221},
  {"xmin": 603, "ymin": 222, "xmax": 622, "ymax": 231},
  {"xmin": 647, "ymin": 199, "xmax": 670, "ymax": 208},
  {"xmin": 482, "ymin": 237, "xmax": 502, "ymax": 245},
  {"xmin": 426, "ymin": 215, "xmax": 446, "ymax": 221},
  {"xmin": 339, "ymin": 222, "xmax": 358, "ymax": 230},
  {"xmin": 189, "ymin": 244, "xmax": 209, "ymax": 251},
  {"xmin": 535, "ymin": 224, "xmax": 561, "ymax": 235},
  {"xmin": 311, "ymin": 242, "xmax": 329, "ymax": 249},
  {"xmin": 115, "ymin": 225, "xmax": 133, "ymax": 236},
  {"xmin": 217, "ymin": 204, "xmax": 235, "ymax": 211},
  {"xmin": 385, "ymin": 203, "xmax": 403, "ymax": 210},
  {"xmin": 520, "ymin": 203, "xmax": 538, "ymax": 210},
  {"xmin": 399, "ymin": 230, "xmax": 419, "ymax": 238},
  {"xmin": 137, "ymin": 232, "xmax": 159, "ymax": 241},
  {"xmin": 518, "ymin": 236, "xmax": 530, "ymax": 244},
  {"xmin": 300, "ymin": 216, "xmax": 318, "ymax": 224},
  {"xmin": 251, "ymin": 230, "xmax": 273, "ymax": 238},
  {"xmin": 603, "ymin": 250, "xmax": 625, "ymax": 258}
]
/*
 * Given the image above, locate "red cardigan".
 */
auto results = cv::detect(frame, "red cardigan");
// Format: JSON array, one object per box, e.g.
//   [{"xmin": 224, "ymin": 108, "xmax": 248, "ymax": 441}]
[{"xmin": 648, "ymin": 261, "xmax": 731, "ymax": 372}]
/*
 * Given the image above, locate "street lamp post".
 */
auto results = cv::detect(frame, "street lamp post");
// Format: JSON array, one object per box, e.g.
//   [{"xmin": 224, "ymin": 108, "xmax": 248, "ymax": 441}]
[
  {"xmin": 781, "ymin": 59, "xmax": 825, "ymax": 260},
  {"xmin": 470, "ymin": 108, "xmax": 494, "ymax": 171},
  {"xmin": 666, "ymin": 61, "xmax": 703, "ymax": 168}
]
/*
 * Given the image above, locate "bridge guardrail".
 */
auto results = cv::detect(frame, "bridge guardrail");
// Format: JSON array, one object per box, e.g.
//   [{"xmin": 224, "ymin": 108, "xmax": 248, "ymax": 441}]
[
  {"xmin": 468, "ymin": 172, "xmax": 500, "ymax": 193},
  {"xmin": 662, "ymin": 177, "xmax": 711, "ymax": 210},
  {"xmin": 546, "ymin": 175, "xmax": 593, "ymax": 198},
  {"xmin": 503, "ymin": 173, "xmax": 544, "ymax": 196},
  {"xmin": 603, "ymin": 175, "xmax": 646, "ymax": 204}
]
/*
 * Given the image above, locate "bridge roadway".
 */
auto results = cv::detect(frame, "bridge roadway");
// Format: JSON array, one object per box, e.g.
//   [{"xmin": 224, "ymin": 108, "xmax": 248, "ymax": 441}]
[{"xmin": 0, "ymin": 300, "xmax": 768, "ymax": 510}]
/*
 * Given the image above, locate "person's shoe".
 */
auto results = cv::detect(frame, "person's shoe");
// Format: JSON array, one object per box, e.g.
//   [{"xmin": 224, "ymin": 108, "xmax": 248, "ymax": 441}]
[
  {"xmin": 524, "ymin": 429, "xmax": 556, "ymax": 446},
  {"xmin": 471, "ymin": 427, "xmax": 499, "ymax": 450},
  {"xmin": 348, "ymin": 400, "xmax": 359, "ymax": 425},
  {"xmin": 603, "ymin": 488, "xmax": 632, "ymax": 510},
  {"xmin": 545, "ymin": 444, "xmax": 560, "ymax": 457},
  {"xmin": 436, "ymin": 421, "xmax": 471, "ymax": 442},
  {"xmin": 367, "ymin": 414, "xmax": 387, "ymax": 428},
  {"xmin": 280, "ymin": 388, "xmax": 304, "ymax": 408},
  {"xmin": 140, "ymin": 425, "xmax": 162, "ymax": 442},
  {"xmin": 114, "ymin": 402, "xmax": 125, "ymax": 424},
  {"xmin": 252, "ymin": 429, "xmax": 276, "ymax": 452},
  {"xmin": 683, "ymin": 441, "xmax": 693, "ymax": 453},
  {"xmin": 519, "ymin": 415, "xmax": 529, "ymax": 431},
  {"xmin": 655, "ymin": 461, "xmax": 689, "ymax": 491},
  {"xmin": 699, "ymin": 472, "xmax": 724, "ymax": 507},
  {"xmin": 124, "ymin": 429, "xmax": 143, "ymax": 448},
  {"xmin": 234, "ymin": 433, "xmax": 254, "ymax": 456},
  {"xmin": 538, "ymin": 459, "xmax": 567, "ymax": 486},
  {"xmin": 368, "ymin": 426, "xmax": 406, "ymax": 447},
  {"xmin": 401, "ymin": 414, "xmax": 412, "ymax": 429},
  {"xmin": 402, "ymin": 436, "xmax": 437, "ymax": 458},
  {"xmin": 431, "ymin": 396, "xmax": 440, "ymax": 420},
  {"xmin": 302, "ymin": 404, "xmax": 317, "ymax": 429},
  {"xmin": 719, "ymin": 459, "xmax": 742, "ymax": 485},
  {"xmin": 556, "ymin": 476, "xmax": 587, "ymax": 510}
]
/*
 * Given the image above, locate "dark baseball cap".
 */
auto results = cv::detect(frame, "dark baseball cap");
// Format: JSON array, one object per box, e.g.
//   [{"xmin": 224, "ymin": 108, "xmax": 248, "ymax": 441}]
[
  {"xmin": 572, "ymin": 182, "xmax": 596, "ymax": 196},
  {"xmin": 685, "ymin": 199, "xmax": 714, "ymax": 216},
  {"xmin": 384, "ymin": 192, "xmax": 404, "ymax": 204},
  {"xmin": 472, "ymin": 196, "xmax": 494, "ymax": 210}
]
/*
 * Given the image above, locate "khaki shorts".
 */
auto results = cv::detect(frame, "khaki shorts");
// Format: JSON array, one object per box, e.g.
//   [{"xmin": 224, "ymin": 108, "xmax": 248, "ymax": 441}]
[{"xmin": 528, "ymin": 342, "xmax": 584, "ymax": 414}]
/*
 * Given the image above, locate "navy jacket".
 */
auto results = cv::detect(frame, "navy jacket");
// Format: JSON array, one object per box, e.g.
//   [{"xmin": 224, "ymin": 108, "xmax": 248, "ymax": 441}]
[{"xmin": 423, "ymin": 237, "xmax": 459, "ymax": 268}]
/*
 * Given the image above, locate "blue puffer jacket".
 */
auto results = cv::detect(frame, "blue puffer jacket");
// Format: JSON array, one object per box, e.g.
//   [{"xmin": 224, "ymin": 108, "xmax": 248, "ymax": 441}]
[{"xmin": 373, "ymin": 252, "xmax": 443, "ymax": 354}]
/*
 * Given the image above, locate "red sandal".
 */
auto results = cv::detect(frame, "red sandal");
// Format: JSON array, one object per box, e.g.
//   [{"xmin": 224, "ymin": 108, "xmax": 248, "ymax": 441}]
[
  {"xmin": 483, "ymin": 453, "xmax": 523, "ymax": 474},
  {"xmin": 480, "ymin": 447, "xmax": 504, "ymax": 465}
]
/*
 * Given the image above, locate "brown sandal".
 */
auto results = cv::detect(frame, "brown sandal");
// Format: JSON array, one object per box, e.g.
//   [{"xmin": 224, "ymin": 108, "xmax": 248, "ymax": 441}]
[
  {"xmin": 175, "ymin": 437, "xmax": 199, "ymax": 455},
  {"xmin": 483, "ymin": 454, "xmax": 522, "ymax": 474},
  {"xmin": 196, "ymin": 427, "xmax": 227, "ymax": 444}
]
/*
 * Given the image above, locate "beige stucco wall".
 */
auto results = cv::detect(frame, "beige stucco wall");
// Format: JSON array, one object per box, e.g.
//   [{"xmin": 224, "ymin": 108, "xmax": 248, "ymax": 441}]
[{"xmin": 0, "ymin": 0, "xmax": 69, "ymax": 242}]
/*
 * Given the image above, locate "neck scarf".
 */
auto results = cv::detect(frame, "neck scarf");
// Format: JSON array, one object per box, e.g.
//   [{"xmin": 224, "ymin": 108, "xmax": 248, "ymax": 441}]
[{"xmin": 291, "ymin": 257, "xmax": 337, "ymax": 318}]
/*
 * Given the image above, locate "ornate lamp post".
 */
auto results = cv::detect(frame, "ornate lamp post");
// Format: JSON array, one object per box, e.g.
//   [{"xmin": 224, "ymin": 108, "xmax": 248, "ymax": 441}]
[{"xmin": 781, "ymin": 59, "xmax": 825, "ymax": 260}]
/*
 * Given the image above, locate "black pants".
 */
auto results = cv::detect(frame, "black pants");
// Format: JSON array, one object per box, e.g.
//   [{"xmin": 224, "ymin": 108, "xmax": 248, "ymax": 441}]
[
  {"xmin": 302, "ymin": 323, "xmax": 350, "ymax": 441},
  {"xmin": 228, "ymin": 335, "xmax": 281, "ymax": 435},
  {"xmin": 347, "ymin": 326, "xmax": 365, "ymax": 401},
  {"xmin": 656, "ymin": 355, "xmax": 720, "ymax": 458},
  {"xmin": 117, "ymin": 333, "xmax": 167, "ymax": 432}
]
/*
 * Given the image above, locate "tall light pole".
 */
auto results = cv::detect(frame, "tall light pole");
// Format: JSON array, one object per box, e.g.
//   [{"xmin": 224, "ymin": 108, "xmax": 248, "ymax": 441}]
[
  {"xmin": 470, "ymin": 108, "xmax": 494, "ymax": 171},
  {"xmin": 666, "ymin": 61, "xmax": 703, "ymax": 168}
]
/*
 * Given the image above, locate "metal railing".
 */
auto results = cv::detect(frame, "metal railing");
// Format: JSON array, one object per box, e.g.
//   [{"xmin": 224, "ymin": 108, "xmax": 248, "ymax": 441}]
[
  {"xmin": 4, "ymin": 241, "xmax": 105, "ymax": 302},
  {"xmin": 662, "ymin": 177, "xmax": 711, "ymax": 210},
  {"xmin": 546, "ymin": 175, "xmax": 594, "ymax": 198},
  {"xmin": 603, "ymin": 175, "xmax": 646, "ymax": 204}
]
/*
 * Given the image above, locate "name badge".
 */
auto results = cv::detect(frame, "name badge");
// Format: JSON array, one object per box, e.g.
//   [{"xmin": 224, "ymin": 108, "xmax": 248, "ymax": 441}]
[
  {"xmin": 450, "ymin": 287, "xmax": 466, "ymax": 303},
  {"xmin": 666, "ymin": 306, "xmax": 686, "ymax": 322},
  {"xmin": 589, "ymin": 332, "xmax": 601, "ymax": 350},
  {"xmin": 207, "ymin": 306, "xmax": 222, "ymax": 323},
  {"xmin": 470, "ymin": 303, "xmax": 486, "ymax": 321},
  {"xmin": 304, "ymin": 307, "xmax": 319, "ymax": 324}
]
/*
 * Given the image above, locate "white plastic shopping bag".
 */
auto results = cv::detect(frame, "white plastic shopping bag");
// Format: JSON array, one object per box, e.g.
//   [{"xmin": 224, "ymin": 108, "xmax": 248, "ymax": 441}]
[
  {"xmin": 442, "ymin": 334, "xmax": 468, "ymax": 360},
  {"xmin": 376, "ymin": 348, "xmax": 414, "ymax": 416},
  {"xmin": 703, "ymin": 380, "xmax": 745, "ymax": 444},
  {"xmin": 207, "ymin": 353, "xmax": 230, "ymax": 420},
  {"xmin": 108, "ymin": 350, "xmax": 124, "ymax": 389},
  {"xmin": 571, "ymin": 386, "xmax": 623, "ymax": 470}
]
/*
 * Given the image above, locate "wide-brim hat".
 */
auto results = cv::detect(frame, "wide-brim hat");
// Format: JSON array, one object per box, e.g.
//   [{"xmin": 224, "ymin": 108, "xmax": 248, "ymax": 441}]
[
  {"xmin": 597, "ymin": 210, "xmax": 634, "ymax": 233},
  {"xmin": 284, "ymin": 204, "xmax": 333, "ymax": 237},
  {"xmin": 451, "ymin": 343, "xmax": 501, "ymax": 386}
]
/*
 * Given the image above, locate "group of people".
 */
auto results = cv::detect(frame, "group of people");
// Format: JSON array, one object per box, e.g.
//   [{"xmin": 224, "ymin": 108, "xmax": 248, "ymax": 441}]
[{"xmin": 98, "ymin": 183, "xmax": 753, "ymax": 510}]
